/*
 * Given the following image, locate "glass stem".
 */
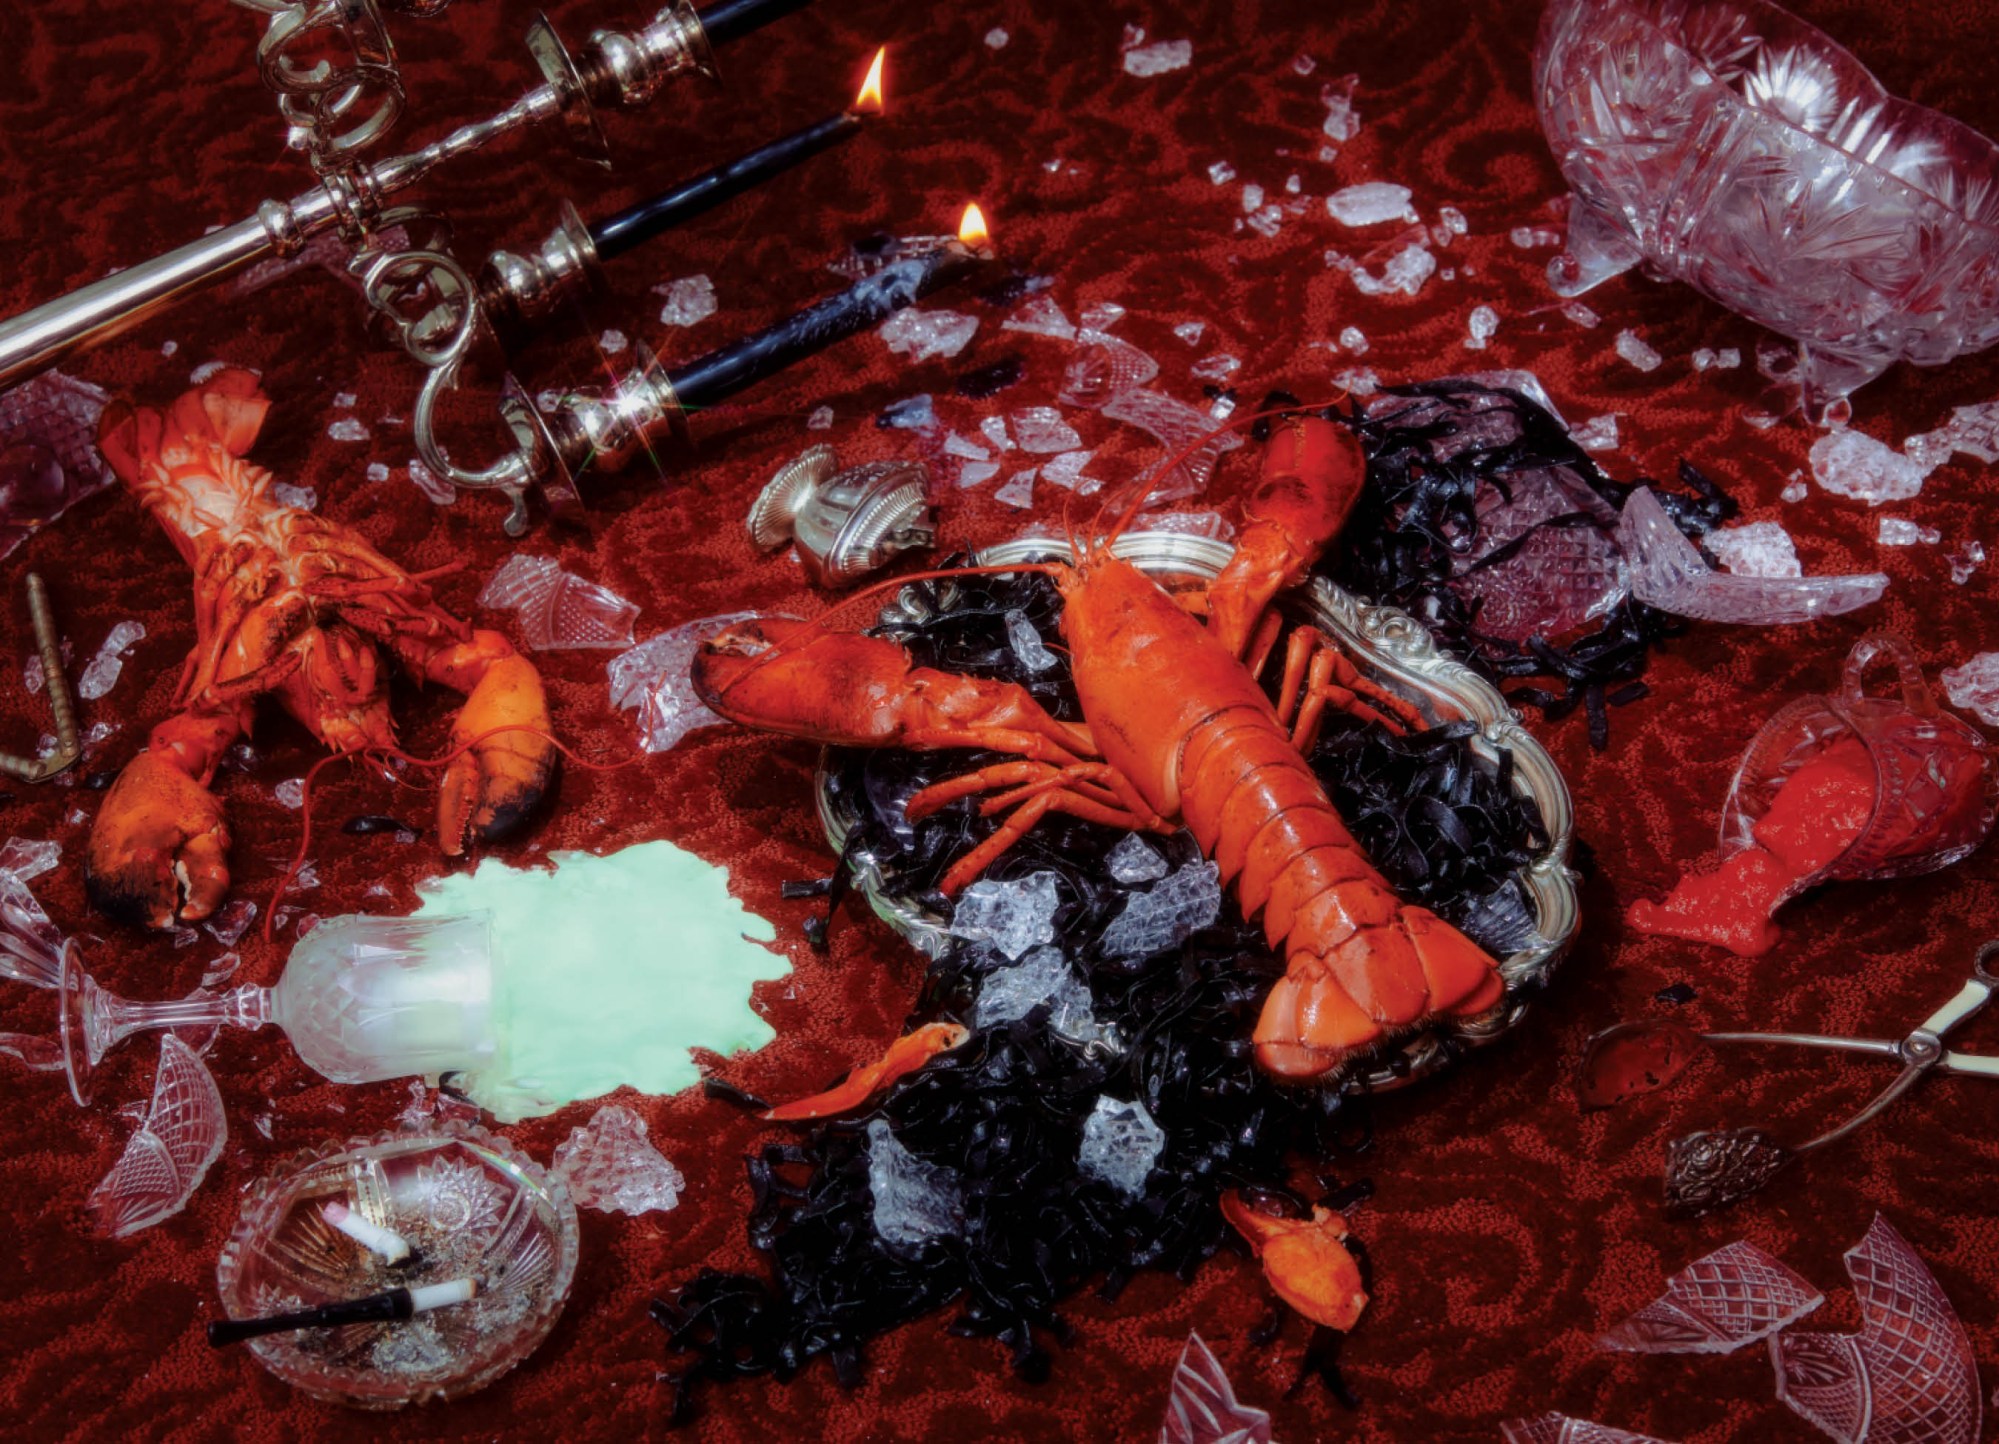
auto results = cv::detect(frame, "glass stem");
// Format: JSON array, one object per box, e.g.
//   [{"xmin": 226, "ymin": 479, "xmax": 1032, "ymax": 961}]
[{"xmin": 95, "ymin": 982, "xmax": 275, "ymax": 1057}]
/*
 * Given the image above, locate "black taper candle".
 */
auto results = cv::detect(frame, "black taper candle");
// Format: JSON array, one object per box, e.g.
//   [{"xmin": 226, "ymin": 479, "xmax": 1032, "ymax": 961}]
[
  {"xmin": 697, "ymin": 0, "xmax": 815, "ymax": 48},
  {"xmin": 592, "ymin": 112, "xmax": 859, "ymax": 262},
  {"xmin": 667, "ymin": 241, "xmax": 986, "ymax": 412}
]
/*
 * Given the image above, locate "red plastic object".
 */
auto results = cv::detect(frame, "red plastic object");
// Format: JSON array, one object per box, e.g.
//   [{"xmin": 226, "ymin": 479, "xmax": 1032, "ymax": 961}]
[{"xmin": 1629, "ymin": 634, "xmax": 1995, "ymax": 956}]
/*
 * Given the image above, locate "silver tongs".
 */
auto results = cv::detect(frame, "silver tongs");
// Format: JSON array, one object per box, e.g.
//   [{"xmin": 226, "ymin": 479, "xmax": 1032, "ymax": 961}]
[{"xmin": 1665, "ymin": 941, "xmax": 1999, "ymax": 1216}]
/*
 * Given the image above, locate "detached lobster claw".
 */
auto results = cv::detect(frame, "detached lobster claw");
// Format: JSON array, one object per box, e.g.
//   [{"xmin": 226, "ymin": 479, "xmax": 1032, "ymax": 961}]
[{"xmin": 1220, "ymin": 1190, "xmax": 1369, "ymax": 1331}]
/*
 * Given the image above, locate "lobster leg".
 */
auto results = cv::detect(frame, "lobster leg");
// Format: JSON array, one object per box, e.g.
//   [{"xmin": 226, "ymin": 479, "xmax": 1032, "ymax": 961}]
[
  {"xmin": 937, "ymin": 789, "xmax": 1157, "ymax": 895},
  {"xmin": 1274, "ymin": 626, "xmax": 1428, "ymax": 745}
]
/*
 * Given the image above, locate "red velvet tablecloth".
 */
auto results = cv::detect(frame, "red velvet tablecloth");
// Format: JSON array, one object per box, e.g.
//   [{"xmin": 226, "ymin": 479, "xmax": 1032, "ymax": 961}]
[{"xmin": 3, "ymin": 1, "xmax": 1998, "ymax": 1439}]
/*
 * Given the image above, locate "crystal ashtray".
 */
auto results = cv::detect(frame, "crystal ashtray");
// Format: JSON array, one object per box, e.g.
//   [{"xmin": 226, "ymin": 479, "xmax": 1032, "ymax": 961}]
[
  {"xmin": 214, "ymin": 1125, "xmax": 579, "ymax": 1408},
  {"xmin": 1536, "ymin": 0, "xmax": 1999, "ymax": 413},
  {"xmin": 814, "ymin": 532, "xmax": 1580, "ymax": 1093}
]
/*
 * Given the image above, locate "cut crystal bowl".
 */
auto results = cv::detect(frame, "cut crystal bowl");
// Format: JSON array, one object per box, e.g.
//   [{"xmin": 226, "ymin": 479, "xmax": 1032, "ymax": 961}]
[
  {"xmin": 1535, "ymin": 0, "xmax": 1999, "ymax": 414},
  {"xmin": 215, "ymin": 1126, "xmax": 578, "ymax": 1408}
]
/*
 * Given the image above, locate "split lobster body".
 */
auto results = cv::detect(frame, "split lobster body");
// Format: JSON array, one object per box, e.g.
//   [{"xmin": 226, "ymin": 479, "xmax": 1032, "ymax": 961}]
[{"xmin": 695, "ymin": 414, "xmax": 1504, "ymax": 1083}]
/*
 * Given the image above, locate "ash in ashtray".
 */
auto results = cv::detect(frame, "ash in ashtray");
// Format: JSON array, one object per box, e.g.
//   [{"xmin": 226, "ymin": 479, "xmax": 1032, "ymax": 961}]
[{"xmin": 652, "ymin": 566, "xmax": 1548, "ymax": 1420}]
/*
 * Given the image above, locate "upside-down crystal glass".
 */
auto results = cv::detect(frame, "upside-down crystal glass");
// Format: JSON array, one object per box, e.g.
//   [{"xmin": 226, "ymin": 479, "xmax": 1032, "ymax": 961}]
[{"xmin": 1535, "ymin": 0, "xmax": 1999, "ymax": 416}]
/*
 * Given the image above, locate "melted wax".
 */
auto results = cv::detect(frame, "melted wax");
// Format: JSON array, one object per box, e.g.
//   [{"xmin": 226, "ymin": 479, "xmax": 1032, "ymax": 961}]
[{"xmin": 411, "ymin": 841, "xmax": 788, "ymax": 1122}]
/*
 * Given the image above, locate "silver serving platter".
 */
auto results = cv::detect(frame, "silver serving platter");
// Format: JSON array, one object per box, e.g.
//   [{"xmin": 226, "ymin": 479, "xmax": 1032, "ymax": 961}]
[{"xmin": 815, "ymin": 531, "xmax": 1579, "ymax": 1093}]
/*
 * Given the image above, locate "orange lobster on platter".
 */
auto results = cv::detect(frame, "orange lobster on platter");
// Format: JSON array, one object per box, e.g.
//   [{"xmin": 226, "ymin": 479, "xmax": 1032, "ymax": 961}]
[
  {"xmin": 85, "ymin": 369, "xmax": 557, "ymax": 929},
  {"xmin": 695, "ymin": 414, "xmax": 1504, "ymax": 1084}
]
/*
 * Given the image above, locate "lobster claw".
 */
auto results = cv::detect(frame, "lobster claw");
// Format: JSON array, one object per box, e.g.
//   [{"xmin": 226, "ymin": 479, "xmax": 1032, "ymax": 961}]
[
  {"xmin": 86, "ymin": 751, "xmax": 233, "ymax": 929},
  {"xmin": 438, "ymin": 644, "xmax": 557, "ymax": 854},
  {"xmin": 1219, "ymin": 1190, "xmax": 1369, "ymax": 1331}
]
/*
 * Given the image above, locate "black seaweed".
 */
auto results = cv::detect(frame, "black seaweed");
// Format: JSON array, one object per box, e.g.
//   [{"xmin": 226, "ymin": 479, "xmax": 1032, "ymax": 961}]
[
  {"xmin": 1330, "ymin": 380, "xmax": 1737, "ymax": 749},
  {"xmin": 956, "ymin": 355, "xmax": 1027, "ymax": 399},
  {"xmin": 653, "ymin": 568, "xmax": 1548, "ymax": 1419}
]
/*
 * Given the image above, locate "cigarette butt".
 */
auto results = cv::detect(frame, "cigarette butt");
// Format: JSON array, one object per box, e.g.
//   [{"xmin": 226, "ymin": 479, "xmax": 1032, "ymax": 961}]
[{"xmin": 322, "ymin": 1199, "xmax": 413, "ymax": 1264}]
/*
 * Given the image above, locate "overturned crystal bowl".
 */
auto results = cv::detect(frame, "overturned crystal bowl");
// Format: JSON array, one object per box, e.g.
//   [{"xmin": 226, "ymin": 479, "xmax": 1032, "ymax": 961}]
[
  {"xmin": 1536, "ymin": 0, "xmax": 1999, "ymax": 415},
  {"xmin": 215, "ymin": 1126, "xmax": 578, "ymax": 1408},
  {"xmin": 815, "ymin": 532, "xmax": 1579, "ymax": 1093}
]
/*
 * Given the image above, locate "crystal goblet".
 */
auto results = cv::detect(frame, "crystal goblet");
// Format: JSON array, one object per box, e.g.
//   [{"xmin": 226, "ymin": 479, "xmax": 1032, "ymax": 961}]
[{"xmin": 52, "ymin": 913, "xmax": 497, "ymax": 1107}]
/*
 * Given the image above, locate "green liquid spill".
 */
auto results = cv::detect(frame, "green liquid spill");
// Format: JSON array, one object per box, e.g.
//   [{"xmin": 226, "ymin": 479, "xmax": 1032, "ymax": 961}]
[{"xmin": 410, "ymin": 841, "xmax": 787, "ymax": 1123}]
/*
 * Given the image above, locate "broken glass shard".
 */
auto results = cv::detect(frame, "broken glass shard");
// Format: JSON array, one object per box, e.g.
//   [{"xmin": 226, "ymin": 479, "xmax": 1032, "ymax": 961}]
[
  {"xmin": 1510, "ymin": 226, "xmax": 1563, "ymax": 248},
  {"xmin": 1614, "ymin": 330, "xmax": 1663, "ymax": 371},
  {"xmin": 607, "ymin": 611, "xmax": 763, "ymax": 753},
  {"xmin": 1876, "ymin": 517, "xmax": 1941, "ymax": 547},
  {"xmin": 78, "ymin": 621, "xmax": 146, "ymax": 701},
  {"xmin": 1320, "ymin": 78, "xmax": 1361, "ymax": 142},
  {"xmin": 943, "ymin": 431, "xmax": 990, "ymax": 461},
  {"xmin": 1102, "ymin": 388, "xmax": 1242, "ymax": 501},
  {"xmin": 1002, "ymin": 296, "xmax": 1076, "ymax": 341},
  {"xmin": 867, "ymin": 1118, "xmax": 964, "ymax": 1257},
  {"xmin": 980, "ymin": 415, "xmax": 1015, "ymax": 451},
  {"xmin": 326, "ymin": 417, "xmax": 369, "ymax": 442},
  {"xmin": 1325, "ymin": 182, "xmax": 1417, "ymax": 226},
  {"xmin": 655, "ymin": 274, "xmax": 717, "ymax": 327},
  {"xmin": 1039, "ymin": 449, "xmax": 1098, "ymax": 493},
  {"xmin": 1466, "ymin": 305, "xmax": 1500, "ymax": 349},
  {"xmin": 1077, "ymin": 1095, "xmax": 1164, "ymax": 1200},
  {"xmin": 405, "ymin": 458, "xmax": 455, "ymax": 505},
  {"xmin": 878, "ymin": 394, "xmax": 935, "ymax": 431},
  {"xmin": 1099, "ymin": 860, "xmax": 1221, "ymax": 959},
  {"xmin": 1107, "ymin": 833, "xmax": 1169, "ymax": 883},
  {"xmin": 1600, "ymin": 1240, "xmax": 1822, "ymax": 1354},
  {"xmin": 1350, "ymin": 243, "xmax": 1437, "ymax": 297},
  {"xmin": 1005, "ymin": 610, "xmax": 1057, "ymax": 672},
  {"xmin": 807, "ymin": 405, "xmax": 834, "ymax": 431},
  {"xmin": 1245, "ymin": 205, "xmax": 1284, "ymax": 238},
  {"xmin": 958, "ymin": 460, "xmax": 1001, "ymax": 489},
  {"xmin": 0, "ymin": 837, "xmax": 59, "ymax": 884},
  {"xmin": 1133, "ymin": 510, "xmax": 1234, "ymax": 540},
  {"xmin": 1619, "ymin": 486, "xmax": 1888, "ymax": 625},
  {"xmin": 1123, "ymin": 39, "xmax": 1192, "ymax": 77},
  {"xmin": 1708, "ymin": 522, "xmax": 1802, "ymax": 578},
  {"xmin": 948, "ymin": 871, "xmax": 1061, "ymax": 959},
  {"xmin": 0, "ymin": 871, "xmax": 65, "ymax": 988},
  {"xmin": 1339, "ymin": 326, "xmax": 1369, "ymax": 354},
  {"xmin": 550, "ymin": 1104, "xmax": 685, "ymax": 1216},
  {"xmin": 204, "ymin": 898, "xmax": 258, "ymax": 947},
  {"xmin": 1947, "ymin": 540, "xmax": 1985, "ymax": 585},
  {"xmin": 1011, "ymin": 407, "xmax": 1083, "ymax": 453},
  {"xmin": 973, "ymin": 946, "xmax": 1097, "ymax": 1041},
  {"xmin": 880, "ymin": 308, "xmax": 979, "ymax": 363},
  {"xmin": 85, "ymin": 1035, "xmax": 226, "ymax": 1239},
  {"xmin": 1572, "ymin": 414, "xmax": 1619, "ymax": 451},
  {"xmin": 1561, "ymin": 300, "xmax": 1601, "ymax": 328},
  {"xmin": 1059, "ymin": 339, "xmax": 1159, "ymax": 411},
  {"xmin": 1811, "ymin": 429, "xmax": 1934, "ymax": 505},
  {"xmin": 1940, "ymin": 652, "xmax": 1999, "ymax": 726},
  {"xmin": 1772, "ymin": 1214, "xmax": 1982, "ymax": 1444},
  {"xmin": 1206, "ymin": 161, "xmax": 1236, "ymax": 186},
  {"xmin": 1174, "ymin": 321, "xmax": 1207, "ymax": 347},
  {"xmin": 1190, "ymin": 354, "xmax": 1242, "ymax": 383},
  {"xmin": 478, "ymin": 555, "xmax": 639, "ymax": 651},
  {"xmin": 1159, "ymin": 1332, "xmax": 1273, "ymax": 1444}
]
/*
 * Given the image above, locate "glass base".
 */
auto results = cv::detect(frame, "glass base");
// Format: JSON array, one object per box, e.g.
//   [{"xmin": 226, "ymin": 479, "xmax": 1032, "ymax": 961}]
[{"xmin": 56, "ymin": 941, "xmax": 96, "ymax": 1108}]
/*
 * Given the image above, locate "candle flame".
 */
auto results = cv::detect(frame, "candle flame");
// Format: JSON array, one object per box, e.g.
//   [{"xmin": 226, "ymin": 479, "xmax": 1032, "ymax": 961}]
[
  {"xmin": 958, "ymin": 203, "xmax": 990, "ymax": 248},
  {"xmin": 854, "ymin": 47, "xmax": 886, "ymax": 114}
]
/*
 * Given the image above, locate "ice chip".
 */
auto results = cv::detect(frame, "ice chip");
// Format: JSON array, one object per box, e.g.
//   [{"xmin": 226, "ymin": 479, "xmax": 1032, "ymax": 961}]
[
  {"xmin": 1618, "ymin": 486, "xmax": 1888, "ymax": 625},
  {"xmin": 1948, "ymin": 540, "xmax": 1986, "ymax": 584},
  {"xmin": 867, "ymin": 1118, "xmax": 963, "ymax": 1256},
  {"xmin": 1325, "ymin": 182, "xmax": 1416, "ymax": 226},
  {"xmin": 973, "ymin": 946, "xmax": 1098, "ymax": 1041},
  {"xmin": 608, "ymin": 611, "xmax": 763, "ymax": 753},
  {"xmin": 406, "ymin": 458, "xmax": 455, "ymax": 505},
  {"xmin": 994, "ymin": 468, "xmax": 1038, "ymax": 509},
  {"xmin": 879, "ymin": 394, "xmax": 936, "ymax": 431},
  {"xmin": 550, "ymin": 1104, "xmax": 685, "ymax": 1215},
  {"xmin": 1160, "ymin": 1332, "xmax": 1274, "ymax": 1444},
  {"xmin": 1877, "ymin": 516, "xmax": 1941, "ymax": 546},
  {"xmin": 1811, "ymin": 429, "xmax": 1935, "ymax": 504},
  {"xmin": 272, "ymin": 482, "xmax": 317, "ymax": 510},
  {"xmin": 985, "ymin": 26, "xmax": 1008, "ymax": 48},
  {"xmin": 1011, "ymin": 407, "xmax": 1083, "ymax": 453},
  {"xmin": 1338, "ymin": 326, "xmax": 1369, "ymax": 354},
  {"xmin": 1107, "ymin": 833, "xmax": 1169, "ymax": 883},
  {"xmin": 326, "ymin": 417, "xmax": 370, "ymax": 442},
  {"xmin": 880, "ymin": 308, "xmax": 979, "ymax": 362},
  {"xmin": 1510, "ymin": 225, "xmax": 1562, "ymax": 248},
  {"xmin": 948, "ymin": 871, "xmax": 1061, "ymax": 959},
  {"xmin": 77, "ymin": 621, "xmax": 145, "ymax": 701},
  {"xmin": 1099, "ymin": 860, "xmax": 1222, "ymax": 959},
  {"xmin": 1123, "ymin": 39, "xmax": 1192, "ymax": 77},
  {"xmin": 1002, "ymin": 296, "xmax": 1076, "ymax": 341},
  {"xmin": 1241, "ymin": 183, "xmax": 1265, "ymax": 214},
  {"xmin": 598, "ymin": 328, "xmax": 628, "ymax": 355},
  {"xmin": 1572, "ymin": 414, "xmax": 1620, "ymax": 451},
  {"xmin": 1614, "ymin": 329, "xmax": 1663, "ymax": 371},
  {"xmin": 1331, "ymin": 366, "xmax": 1381, "ymax": 395},
  {"xmin": 1465, "ymin": 305, "xmax": 1500, "ymax": 349},
  {"xmin": 1244, "ymin": 204, "xmax": 1285, "ymax": 239},
  {"xmin": 1320, "ymin": 79, "xmax": 1361, "ymax": 142},
  {"xmin": 1005, "ymin": 610, "xmax": 1057, "ymax": 672},
  {"xmin": 1600, "ymin": 1240, "xmax": 1822, "ymax": 1354},
  {"xmin": 1708, "ymin": 522, "xmax": 1802, "ymax": 578},
  {"xmin": 273, "ymin": 778, "xmax": 305, "ymax": 810},
  {"xmin": 85, "ymin": 1035, "xmax": 225, "ymax": 1239},
  {"xmin": 1941, "ymin": 652, "xmax": 1999, "ymax": 726},
  {"xmin": 1561, "ymin": 300, "xmax": 1601, "ymax": 328},
  {"xmin": 365, "ymin": 462, "xmax": 390, "ymax": 482},
  {"xmin": 1206, "ymin": 161, "xmax": 1237, "ymax": 186},
  {"xmin": 1077, "ymin": 1095, "xmax": 1164, "ymax": 1200},
  {"xmin": 655, "ymin": 274, "xmax": 717, "ymax": 327},
  {"xmin": 807, "ymin": 405, "xmax": 834, "ymax": 431},
  {"xmin": 1190, "ymin": 353, "xmax": 1241, "ymax": 383},
  {"xmin": 1781, "ymin": 479, "xmax": 1810, "ymax": 503},
  {"xmin": 1174, "ymin": 321, "xmax": 1207, "ymax": 347},
  {"xmin": 479, "ymin": 555, "xmax": 639, "ymax": 650},
  {"xmin": 1350, "ymin": 243, "xmax": 1436, "ymax": 297}
]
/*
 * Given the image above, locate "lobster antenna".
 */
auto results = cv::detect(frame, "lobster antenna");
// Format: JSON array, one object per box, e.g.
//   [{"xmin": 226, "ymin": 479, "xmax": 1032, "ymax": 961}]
[{"xmin": 1089, "ymin": 392, "xmax": 1353, "ymax": 551}]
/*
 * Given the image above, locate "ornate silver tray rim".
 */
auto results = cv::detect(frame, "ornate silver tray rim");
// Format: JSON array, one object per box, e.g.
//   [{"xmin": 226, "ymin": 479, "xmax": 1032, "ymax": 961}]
[{"xmin": 815, "ymin": 531, "xmax": 1580, "ymax": 1094}]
